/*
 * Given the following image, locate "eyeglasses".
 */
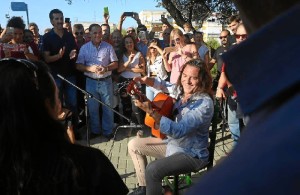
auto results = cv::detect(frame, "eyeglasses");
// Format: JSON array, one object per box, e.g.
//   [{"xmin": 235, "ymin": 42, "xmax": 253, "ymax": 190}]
[
  {"xmin": 235, "ymin": 34, "xmax": 247, "ymax": 39},
  {"xmin": 127, "ymin": 30, "xmax": 135, "ymax": 33},
  {"xmin": 219, "ymin": 36, "xmax": 228, "ymax": 39},
  {"xmin": 75, "ymin": 32, "xmax": 83, "ymax": 35},
  {"xmin": 0, "ymin": 58, "xmax": 39, "ymax": 90},
  {"xmin": 163, "ymin": 32, "xmax": 170, "ymax": 35}
]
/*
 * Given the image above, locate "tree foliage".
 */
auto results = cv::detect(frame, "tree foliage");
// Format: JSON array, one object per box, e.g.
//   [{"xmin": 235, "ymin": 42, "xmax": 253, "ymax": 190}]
[
  {"xmin": 64, "ymin": 0, "xmax": 238, "ymax": 29},
  {"xmin": 156, "ymin": 0, "xmax": 238, "ymax": 29},
  {"xmin": 65, "ymin": 0, "xmax": 72, "ymax": 5}
]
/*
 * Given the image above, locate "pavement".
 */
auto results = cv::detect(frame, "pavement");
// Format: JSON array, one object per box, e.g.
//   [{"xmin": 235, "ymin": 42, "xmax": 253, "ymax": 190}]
[{"xmin": 77, "ymin": 124, "xmax": 234, "ymax": 193}]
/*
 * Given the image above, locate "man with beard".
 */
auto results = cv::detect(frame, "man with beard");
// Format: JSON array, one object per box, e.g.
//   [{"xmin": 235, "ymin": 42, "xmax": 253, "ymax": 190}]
[
  {"xmin": 43, "ymin": 9, "xmax": 79, "ymax": 139},
  {"xmin": 209, "ymin": 30, "xmax": 230, "ymax": 90}
]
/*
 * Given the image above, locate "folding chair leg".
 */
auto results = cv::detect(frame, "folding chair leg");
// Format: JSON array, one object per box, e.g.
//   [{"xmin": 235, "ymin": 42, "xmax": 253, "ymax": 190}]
[{"xmin": 173, "ymin": 175, "xmax": 179, "ymax": 195}]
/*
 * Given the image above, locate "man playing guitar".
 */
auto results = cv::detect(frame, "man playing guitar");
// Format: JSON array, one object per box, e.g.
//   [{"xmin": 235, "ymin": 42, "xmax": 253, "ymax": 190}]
[{"xmin": 127, "ymin": 59, "xmax": 214, "ymax": 195}]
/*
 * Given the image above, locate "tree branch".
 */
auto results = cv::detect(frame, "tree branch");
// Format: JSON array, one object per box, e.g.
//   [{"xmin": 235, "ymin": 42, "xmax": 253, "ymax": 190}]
[{"xmin": 162, "ymin": 0, "xmax": 187, "ymax": 28}]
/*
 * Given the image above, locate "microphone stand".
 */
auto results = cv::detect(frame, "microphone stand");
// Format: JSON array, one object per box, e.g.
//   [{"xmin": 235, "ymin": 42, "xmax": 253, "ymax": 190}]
[{"xmin": 57, "ymin": 74, "xmax": 142, "ymax": 147}]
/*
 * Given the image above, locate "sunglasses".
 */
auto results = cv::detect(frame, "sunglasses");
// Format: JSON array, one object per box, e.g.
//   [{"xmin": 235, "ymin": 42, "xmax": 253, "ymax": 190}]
[
  {"xmin": 219, "ymin": 36, "xmax": 228, "ymax": 39},
  {"xmin": 174, "ymin": 38, "xmax": 180, "ymax": 42},
  {"xmin": 0, "ymin": 58, "xmax": 39, "ymax": 90},
  {"xmin": 127, "ymin": 30, "xmax": 135, "ymax": 33},
  {"xmin": 75, "ymin": 32, "xmax": 83, "ymax": 35},
  {"xmin": 235, "ymin": 34, "xmax": 247, "ymax": 39},
  {"xmin": 163, "ymin": 32, "xmax": 170, "ymax": 35}
]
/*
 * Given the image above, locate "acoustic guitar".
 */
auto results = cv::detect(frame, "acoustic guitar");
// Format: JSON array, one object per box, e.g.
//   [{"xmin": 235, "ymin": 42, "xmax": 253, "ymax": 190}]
[{"xmin": 126, "ymin": 81, "xmax": 174, "ymax": 139}]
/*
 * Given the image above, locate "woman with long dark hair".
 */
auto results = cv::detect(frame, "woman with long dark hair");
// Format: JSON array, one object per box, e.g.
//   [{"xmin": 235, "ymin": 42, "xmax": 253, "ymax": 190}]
[
  {"xmin": 0, "ymin": 58, "xmax": 128, "ymax": 194},
  {"xmin": 117, "ymin": 35, "xmax": 146, "ymax": 125}
]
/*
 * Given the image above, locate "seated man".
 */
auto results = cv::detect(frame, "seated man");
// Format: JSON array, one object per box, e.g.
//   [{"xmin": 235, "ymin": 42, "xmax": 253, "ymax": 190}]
[{"xmin": 128, "ymin": 59, "xmax": 214, "ymax": 195}]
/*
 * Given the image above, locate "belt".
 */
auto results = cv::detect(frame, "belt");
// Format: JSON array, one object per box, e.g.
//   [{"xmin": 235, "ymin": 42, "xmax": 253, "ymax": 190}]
[
  {"xmin": 86, "ymin": 75, "xmax": 111, "ymax": 81},
  {"xmin": 150, "ymin": 72, "xmax": 157, "ymax": 76}
]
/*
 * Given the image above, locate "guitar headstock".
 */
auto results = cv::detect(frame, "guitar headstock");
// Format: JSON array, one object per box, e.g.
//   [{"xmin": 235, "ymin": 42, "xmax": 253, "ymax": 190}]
[{"xmin": 126, "ymin": 80, "xmax": 147, "ymax": 102}]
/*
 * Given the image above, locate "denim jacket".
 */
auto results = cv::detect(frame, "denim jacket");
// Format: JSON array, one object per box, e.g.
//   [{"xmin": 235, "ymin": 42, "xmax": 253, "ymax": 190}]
[{"xmin": 153, "ymin": 78, "xmax": 214, "ymax": 161}]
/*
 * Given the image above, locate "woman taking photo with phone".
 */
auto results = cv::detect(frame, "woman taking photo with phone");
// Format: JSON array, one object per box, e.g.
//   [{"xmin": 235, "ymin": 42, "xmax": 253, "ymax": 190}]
[
  {"xmin": 145, "ymin": 38, "xmax": 168, "ymax": 101},
  {"xmin": 163, "ymin": 28, "xmax": 198, "ymax": 84},
  {"xmin": 0, "ymin": 17, "xmax": 38, "ymax": 60}
]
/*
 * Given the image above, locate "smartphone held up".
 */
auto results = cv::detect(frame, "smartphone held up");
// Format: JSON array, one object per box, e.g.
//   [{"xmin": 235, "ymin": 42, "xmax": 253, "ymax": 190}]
[
  {"xmin": 104, "ymin": 7, "xmax": 109, "ymax": 16},
  {"xmin": 65, "ymin": 17, "xmax": 70, "ymax": 23},
  {"xmin": 124, "ymin": 12, "xmax": 134, "ymax": 17}
]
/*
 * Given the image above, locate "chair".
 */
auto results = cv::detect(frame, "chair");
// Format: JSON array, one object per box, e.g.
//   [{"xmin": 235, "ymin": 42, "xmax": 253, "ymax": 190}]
[{"xmin": 163, "ymin": 101, "xmax": 220, "ymax": 195}]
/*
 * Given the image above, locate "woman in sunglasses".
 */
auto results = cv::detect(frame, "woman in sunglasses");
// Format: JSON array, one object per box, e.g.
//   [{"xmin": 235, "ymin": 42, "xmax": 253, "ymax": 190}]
[
  {"xmin": 0, "ymin": 59, "xmax": 128, "ymax": 194},
  {"xmin": 145, "ymin": 38, "xmax": 168, "ymax": 101},
  {"xmin": 164, "ymin": 28, "xmax": 198, "ymax": 84}
]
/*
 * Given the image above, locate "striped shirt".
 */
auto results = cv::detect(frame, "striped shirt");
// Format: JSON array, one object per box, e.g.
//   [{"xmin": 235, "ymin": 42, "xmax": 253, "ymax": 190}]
[{"xmin": 76, "ymin": 41, "xmax": 118, "ymax": 79}]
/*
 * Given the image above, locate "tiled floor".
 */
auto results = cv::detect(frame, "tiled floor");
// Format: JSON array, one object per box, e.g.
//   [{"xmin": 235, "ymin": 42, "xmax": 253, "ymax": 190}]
[{"xmin": 77, "ymin": 124, "xmax": 233, "ymax": 193}]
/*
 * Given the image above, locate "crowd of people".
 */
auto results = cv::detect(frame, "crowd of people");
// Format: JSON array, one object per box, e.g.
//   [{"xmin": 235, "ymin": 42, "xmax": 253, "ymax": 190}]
[{"xmin": 1, "ymin": 0, "xmax": 299, "ymax": 193}]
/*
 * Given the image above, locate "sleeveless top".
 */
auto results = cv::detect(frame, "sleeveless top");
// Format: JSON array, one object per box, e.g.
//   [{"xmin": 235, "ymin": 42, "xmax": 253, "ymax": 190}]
[{"xmin": 120, "ymin": 52, "xmax": 142, "ymax": 78}]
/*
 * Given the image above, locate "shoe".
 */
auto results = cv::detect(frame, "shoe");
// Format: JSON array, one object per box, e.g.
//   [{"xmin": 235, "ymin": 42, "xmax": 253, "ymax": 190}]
[
  {"xmin": 128, "ymin": 186, "xmax": 146, "ymax": 195},
  {"xmin": 103, "ymin": 133, "xmax": 114, "ymax": 141}
]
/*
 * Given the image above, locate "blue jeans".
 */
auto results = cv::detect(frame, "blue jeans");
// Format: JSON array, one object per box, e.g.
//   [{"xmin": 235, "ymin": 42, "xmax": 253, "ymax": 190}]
[
  {"xmin": 227, "ymin": 105, "xmax": 240, "ymax": 147},
  {"xmin": 86, "ymin": 77, "xmax": 114, "ymax": 135},
  {"xmin": 53, "ymin": 75, "xmax": 78, "ymax": 128},
  {"xmin": 146, "ymin": 86, "xmax": 161, "ymax": 101}
]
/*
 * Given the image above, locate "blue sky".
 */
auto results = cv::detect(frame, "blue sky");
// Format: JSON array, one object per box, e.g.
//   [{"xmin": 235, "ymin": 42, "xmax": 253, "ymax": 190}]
[{"xmin": 0, "ymin": 0, "xmax": 164, "ymax": 34}]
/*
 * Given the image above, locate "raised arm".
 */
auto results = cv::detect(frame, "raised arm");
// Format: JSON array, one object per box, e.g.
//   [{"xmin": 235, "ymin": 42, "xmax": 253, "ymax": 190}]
[
  {"xmin": 104, "ymin": 13, "xmax": 109, "ymax": 24},
  {"xmin": 117, "ymin": 13, "xmax": 126, "ymax": 32},
  {"xmin": 133, "ymin": 12, "xmax": 142, "ymax": 26}
]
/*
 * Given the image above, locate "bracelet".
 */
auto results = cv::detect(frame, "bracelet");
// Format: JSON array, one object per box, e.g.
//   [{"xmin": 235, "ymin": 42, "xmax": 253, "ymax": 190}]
[{"xmin": 217, "ymin": 87, "xmax": 223, "ymax": 90}]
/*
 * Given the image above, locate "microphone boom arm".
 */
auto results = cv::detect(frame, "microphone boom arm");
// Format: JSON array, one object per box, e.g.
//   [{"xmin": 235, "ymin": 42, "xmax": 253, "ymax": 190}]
[{"xmin": 57, "ymin": 74, "xmax": 132, "ymax": 123}]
